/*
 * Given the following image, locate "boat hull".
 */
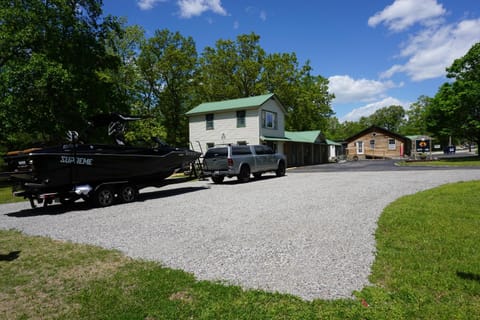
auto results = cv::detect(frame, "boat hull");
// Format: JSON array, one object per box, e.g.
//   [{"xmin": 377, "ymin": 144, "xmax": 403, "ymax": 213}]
[{"xmin": 6, "ymin": 144, "xmax": 201, "ymax": 193}]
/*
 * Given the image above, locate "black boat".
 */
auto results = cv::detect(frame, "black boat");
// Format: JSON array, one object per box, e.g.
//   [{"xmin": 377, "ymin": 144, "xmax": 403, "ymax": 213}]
[{"xmin": 2, "ymin": 114, "xmax": 201, "ymax": 208}]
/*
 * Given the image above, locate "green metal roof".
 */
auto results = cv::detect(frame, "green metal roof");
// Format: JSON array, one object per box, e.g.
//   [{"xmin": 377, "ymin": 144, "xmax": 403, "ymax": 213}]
[
  {"xmin": 284, "ymin": 130, "xmax": 322, "ymax": 143},
  {"xmin": 326, "ymin": 139, "xmax": 342, "ymax": 146},
  {"xmin": 261, "ymin": 135, "xmax": 291, "ymax": 142},
  {"xmin": 186, "ymin": 93, "xmax": 276, "ymax": 116}
]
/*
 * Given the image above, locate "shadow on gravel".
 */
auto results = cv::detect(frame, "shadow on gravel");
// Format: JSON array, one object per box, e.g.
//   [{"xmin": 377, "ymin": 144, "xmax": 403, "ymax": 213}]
[
  {"xmin": 5, "ymin": 186, "xmax": 209, "ymax": 217},
  {"xmin": 6, "ymin": 201, "xmax": 91, "ymax": 217},
  {"xmin": 206, "ymin": 174, "xmax": 283, "ymax": 185},
  {"xmin": 138, "ymin": 186, "xmax": 209, "ymax": 201}
]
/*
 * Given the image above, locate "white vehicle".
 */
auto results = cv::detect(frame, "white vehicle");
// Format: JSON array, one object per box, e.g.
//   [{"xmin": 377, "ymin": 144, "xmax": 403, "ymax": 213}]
[{"xmin": 202, "ymin": 145, "xmax": 286, "ymax": 183}]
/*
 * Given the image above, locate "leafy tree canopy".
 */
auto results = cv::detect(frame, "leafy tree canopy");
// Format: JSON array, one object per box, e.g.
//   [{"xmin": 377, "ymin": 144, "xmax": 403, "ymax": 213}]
[
  {"xmin": 0, "ymin": 0, "xmax": 124, "ymax": 148},
  {"xmin": 426, "ymin": 42, "xmax": 480, "ymax": 151}
]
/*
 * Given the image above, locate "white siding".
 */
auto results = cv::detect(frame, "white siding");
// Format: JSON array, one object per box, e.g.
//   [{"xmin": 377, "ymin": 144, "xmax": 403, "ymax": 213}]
[
  {"xmin": 259, "ymin": 99, "xmax": 285, "ymax": 138},
  {"xmin": 188, "ymin": 97, "xmax": 286, "ymax": 153},
  {"xmin": 189, "ymin": 109, "xmax": 261, "ymax": 152}
]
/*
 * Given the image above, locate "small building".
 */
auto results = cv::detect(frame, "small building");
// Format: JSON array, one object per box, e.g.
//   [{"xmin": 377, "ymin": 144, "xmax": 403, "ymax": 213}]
[
  {"xmin": 186, "ymin": 93, "xmax": 287, "ymax": 153},
  {"xmin": 406, "ymin": 135, "xmax": 434, "ymax": 159},
  {"xmin": 284, "ymin": 131, "xmax": 328, "ymax": 166},
  {"xmin": 326, "ymin": 139, "xmax": 343, "ymax": 162},
  {"xmin": 344, "ymin": 125, "xmax": 411, "ymax": 160},
  {"xmin": 186, "ymin": 93, "xmax": 328, "ymax": 166}
]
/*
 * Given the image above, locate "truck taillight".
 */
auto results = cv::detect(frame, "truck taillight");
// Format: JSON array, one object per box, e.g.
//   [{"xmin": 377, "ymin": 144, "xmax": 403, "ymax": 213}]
[{"xmin": 227, "ymin": 158, "xmax": 233, "ymax": 167}]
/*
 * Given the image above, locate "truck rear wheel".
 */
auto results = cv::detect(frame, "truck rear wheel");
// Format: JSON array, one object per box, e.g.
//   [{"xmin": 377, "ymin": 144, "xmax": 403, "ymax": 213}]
[
  {"xmin": 276, "ymin": 161, "xmax": 286, "ymax": 177},
  {"xmin": 238, "ymin": 165, "xmax": 250, "ymax": 183}
]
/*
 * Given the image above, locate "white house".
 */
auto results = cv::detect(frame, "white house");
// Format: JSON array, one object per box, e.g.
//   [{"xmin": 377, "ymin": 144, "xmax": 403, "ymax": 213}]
[
  {"xmin": 186, "ymin": 93, "xmax": 330, "ymax": 166},
  {"xmin": 186, "ymin": 93, "xmax": 287, "ymax": 154}
]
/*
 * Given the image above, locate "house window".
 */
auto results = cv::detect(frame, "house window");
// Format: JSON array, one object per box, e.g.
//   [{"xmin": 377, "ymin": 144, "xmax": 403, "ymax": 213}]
[
  {"xmin": 262, "ymin": 110, "xmax": 277, "ymax": 129},
  {"xmin": 206, "ymin": 142, "xmax": 214, "ymax": 149},
  {"xmin": 205, "ymin": 113, "xmax": 214, "ymax": 130},
  {"xmin": 370, "ymin": 139, "xmax": 375, "ymax": 149},
  {"xmin": 236, "ymin": 110, "xmax": 246, "ymax": 128},
  {"xmin": 237, "ymin": 140, "xmax": 247, "ymax": 145},
  {"xmin": 356, "ymin": 141, "xmax": 364, "ymax": 154},
  {"xmin": 388, "ymin": 138, "xmax": 396, "ymax": 150}
]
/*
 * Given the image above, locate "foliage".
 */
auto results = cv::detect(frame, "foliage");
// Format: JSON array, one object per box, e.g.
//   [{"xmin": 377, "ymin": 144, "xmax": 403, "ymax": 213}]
[
  {"xmin": 358, "ymin": 105, "xmax": 406, "ymax": 132},
  {"xmin": 2, "ymin": 181, "xmax": 480, "ymax": 318},
  {"xmin": 427, "ymin": 42, "xmax": 480, "ymax": 150},
  {"xmin": 195, "ymin": 33, "xmax": 266, "ymax": 102},
  {"xmin": 401, "ymin": 95, "xmax": 431, "ymax": 136},
  {"xmin": 287, "ymin": 71, "xmax": 334, "ymax": 131},
  {"xmin": 194, "ymin": 33, "xmax": 334, "ymax": 132},
  {"xmin": 0, "ymin": 186, "xmax": 25, "ymax": 203},
  {"xmin": 138, "ymin": 29, "xmax": 197, "ymax": 146},
  {"xmin": 0, "ymin": 0, "xmax": 125, "ymax": 149}
]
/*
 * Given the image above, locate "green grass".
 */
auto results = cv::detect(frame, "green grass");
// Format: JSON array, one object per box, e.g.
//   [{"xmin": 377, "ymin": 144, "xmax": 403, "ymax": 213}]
[
  {"xmin": 1, "ymin": 181, "xmax": 479, "ymax": 319},
  {"xmin": 399, "ymin": 156, "xmax": 480, "ymax": 167},
  {"xmin": 0, "ymin": 186, "xmax": 25, "ymax": 204}
]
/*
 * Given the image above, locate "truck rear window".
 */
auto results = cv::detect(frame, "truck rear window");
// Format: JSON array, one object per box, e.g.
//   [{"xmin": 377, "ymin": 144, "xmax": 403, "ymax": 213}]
[
  {"xmin": 232, "ymin": 146, "xmax": 252, "ymax": 155},
  {"xmin": 204, "ymin": 147, "xmax": 227, "ymax": 158}
]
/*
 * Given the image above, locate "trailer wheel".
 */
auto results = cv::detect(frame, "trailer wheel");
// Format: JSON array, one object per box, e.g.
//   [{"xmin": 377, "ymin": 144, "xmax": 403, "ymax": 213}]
[
  {"xmin": 119, "ymin": 184, "xmax": 138, "ymax": 203},
  {"xmin": 92, "ymin": 186, "xmax": 115, "ymax": 207},
  {"xmin": 211, "ymin": 176, "xmax": 224, "ymax": 184}
]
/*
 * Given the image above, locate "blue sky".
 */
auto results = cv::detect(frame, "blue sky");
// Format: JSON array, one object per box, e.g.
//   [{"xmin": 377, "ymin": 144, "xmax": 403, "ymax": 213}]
[{"xmin": 102, "ymin": 0, "xmax": 480, "ymax": 122}]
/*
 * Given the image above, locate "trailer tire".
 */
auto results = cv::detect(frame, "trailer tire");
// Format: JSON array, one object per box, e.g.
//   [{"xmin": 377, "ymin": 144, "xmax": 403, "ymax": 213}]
[
  {"xmin": 92, "ymin": 186, "xmax": 115, "ymax": 207},
  {"xmin": 119, "ymin": 184, "xmax": 138, "ymax": 203},
  {"xmin": 211, "ymin": 176, "xmax": 224, "ymax": 184}
]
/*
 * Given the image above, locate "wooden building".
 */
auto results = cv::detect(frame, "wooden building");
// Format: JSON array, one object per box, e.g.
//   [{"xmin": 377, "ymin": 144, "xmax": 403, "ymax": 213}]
[{"xmin": 344, "ymin": 125, "xmax": 411, "ymax": 160}]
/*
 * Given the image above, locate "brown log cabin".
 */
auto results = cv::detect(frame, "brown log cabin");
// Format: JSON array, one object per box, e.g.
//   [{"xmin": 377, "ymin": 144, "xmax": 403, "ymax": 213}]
[{"xmin": 344, "ymin": 125, "xmax": 411, "ymax": 160}]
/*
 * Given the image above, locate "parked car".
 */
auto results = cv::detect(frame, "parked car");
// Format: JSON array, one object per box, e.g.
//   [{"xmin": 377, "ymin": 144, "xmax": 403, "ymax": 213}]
[{"xmin": 203, "ymin": 145, "xmax": 286, "ymax": 183}]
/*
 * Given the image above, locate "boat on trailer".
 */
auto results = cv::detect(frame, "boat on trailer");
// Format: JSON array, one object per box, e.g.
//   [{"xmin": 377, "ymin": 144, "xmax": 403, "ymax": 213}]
[{"xmin": 2, "ymin": 113, "xmax": 201, "ymax": 208}]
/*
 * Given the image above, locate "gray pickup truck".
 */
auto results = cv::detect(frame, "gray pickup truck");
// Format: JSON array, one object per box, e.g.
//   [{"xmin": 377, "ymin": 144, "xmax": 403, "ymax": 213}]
[{"xmin": 203, "ymin": 145, "xmax": 286, "ymax": 183}]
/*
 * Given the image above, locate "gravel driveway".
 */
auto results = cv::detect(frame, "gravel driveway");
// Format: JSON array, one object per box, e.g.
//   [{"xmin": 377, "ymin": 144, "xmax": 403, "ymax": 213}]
[{"xmin": 1, "ymin": 166, "xmax": 480, "ymax": 300}]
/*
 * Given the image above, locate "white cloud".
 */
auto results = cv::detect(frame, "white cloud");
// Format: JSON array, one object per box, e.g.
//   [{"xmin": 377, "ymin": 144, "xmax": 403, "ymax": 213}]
[
  {"xmin": 340, "ymin": 97, "xmax": 410, "ymax": 122},
  {"xmin": 328, "ymin": 75, "xmax": 400, "ymax": 104},
  {"xmin": 177, "ymin": 0, "xmax": 227, "ymax": 18},
  {"xmin": 245, "ymin": 6, "xmax": 267, "ymax": 21},
  {"xmin": 381, "ymin": 18, "xmax": 480, "ymax": 81},
  {"xmin": 137, "ymin": 0, "xmax": 165, "ymax": 10},
  {"xmin": 259, "ymin": 10, "xmax": 267, "ymax": 22},
  {"xmin": 368, "ymin": 0, "xmax": 445, "ymax": 32}
]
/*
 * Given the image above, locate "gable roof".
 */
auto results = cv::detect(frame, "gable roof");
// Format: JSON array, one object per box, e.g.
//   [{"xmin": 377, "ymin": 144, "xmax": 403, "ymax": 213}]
[
  {"xmin": 285, "ymin": 130, "xmax": 324, "ymax": 143},
  {"xmin": 186, "ymin": 93, "xmax": 283, "ymax": 116},
  {"xmin": 326, "ymin": 139, "xmax": 342, "ymax": 146},
  {"xmin": 344, "ymin": 125, "xmax": 410, "ymax": 143}
]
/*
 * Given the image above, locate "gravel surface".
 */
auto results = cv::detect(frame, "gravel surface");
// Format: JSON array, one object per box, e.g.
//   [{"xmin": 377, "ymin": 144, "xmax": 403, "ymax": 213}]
[{"xmin": 1, "ymin": 168, "xmax": 480, "ymax": 300}]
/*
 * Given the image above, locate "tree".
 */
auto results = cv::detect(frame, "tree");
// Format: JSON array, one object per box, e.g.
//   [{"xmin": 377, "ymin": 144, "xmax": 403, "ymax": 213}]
[
  {"xmin": 103, "ymin": 19, "xmax": 146, "ymax": 112},
  {"xmin": 367, "ymin": 105, "xmax": 405, "ymax": 132},
  {"xmin": 287, "ymin": 70, "xmax": 334, "ymax": 131},
  {"xmin": 195, "ymin": 33, "xmax": 335, "ymax": 132},
  {"xmin": 138, "ymin": 29, "xmax": 197, "ymax": 146},
  {"xmin": 195, "ymin": 33, "xmax": 265, "ymax": 102},
  {"xmin": 427, "ymin": 42, "xmax": 480, "ymax": 151},
  {"xmin": 401, "ymin": 95, "xmax": 431, "ymax": 135},
  {"xmin": 0, "ymin": 0, "xmax": 123, "ymax": 148}
]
